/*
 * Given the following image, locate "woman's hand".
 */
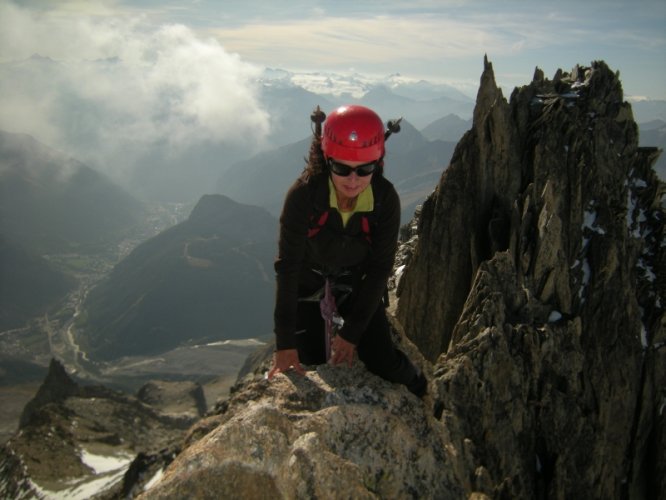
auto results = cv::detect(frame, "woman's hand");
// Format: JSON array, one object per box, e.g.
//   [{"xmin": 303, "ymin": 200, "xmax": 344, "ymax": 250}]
[
  {"xmin": 267, "ymin": 349, "xmax": 305, "ymax": 379},
  {"xmin": 331, "ymin": 335, "xmax": 356, "ymax": 367}
]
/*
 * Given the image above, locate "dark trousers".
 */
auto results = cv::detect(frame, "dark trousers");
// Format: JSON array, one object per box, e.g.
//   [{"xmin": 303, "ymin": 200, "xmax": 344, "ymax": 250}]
[{"xmin": 294, "ymin": 300, "xmax": 423, "ymax": 392}]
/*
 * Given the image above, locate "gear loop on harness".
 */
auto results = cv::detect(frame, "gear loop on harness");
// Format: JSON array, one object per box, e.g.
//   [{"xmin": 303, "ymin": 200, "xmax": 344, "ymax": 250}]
[
  {"xmin": 297, "ymin": 268, "xmax": 353, "ymax": 304},
  {"xmin": 297, "ymin": 268, "xmax": 352, "ymax": 362}
]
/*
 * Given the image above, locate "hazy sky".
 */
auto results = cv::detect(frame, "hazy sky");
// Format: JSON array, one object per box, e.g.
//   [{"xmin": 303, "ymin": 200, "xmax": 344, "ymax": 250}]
[
  {"xmin": 0, "ymin": 0, "xmax": 664, "ymax": 187},
  {"xmin": 3, "ymin": 0, "xmax": 664, "ymax": 99}
]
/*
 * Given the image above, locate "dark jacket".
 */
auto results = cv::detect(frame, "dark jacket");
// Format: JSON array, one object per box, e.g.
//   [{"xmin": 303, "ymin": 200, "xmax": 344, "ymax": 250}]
[{"xmin": 273, "ymin": 171, "xmax": 401, "ymax": 349}]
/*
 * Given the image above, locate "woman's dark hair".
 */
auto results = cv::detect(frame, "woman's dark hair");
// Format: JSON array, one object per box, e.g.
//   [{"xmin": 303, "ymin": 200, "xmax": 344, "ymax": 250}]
[
  {"xmin": 302, "ymin": 105, "xmax": 384, "ymax": 179},
  {"xmin": 303, "ymin": 132, "xmax": 327, "ymax": 177},
  {"xmin": 301, "ymin": 106, "xmax": 327, "ymax": 177}
]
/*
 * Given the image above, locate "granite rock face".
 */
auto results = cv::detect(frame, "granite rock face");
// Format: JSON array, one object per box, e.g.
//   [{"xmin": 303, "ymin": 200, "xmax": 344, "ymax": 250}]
[
  {"xmin": 137, "ymin": 380, "xmax": 207, "ymax": 419},
  {"xmin": 397, "ymin": 58, "xmax": 664, "ymax": 498},
  {"xmin": 138, "ymin": 362, "xmax": 472, "ymax": 500}
]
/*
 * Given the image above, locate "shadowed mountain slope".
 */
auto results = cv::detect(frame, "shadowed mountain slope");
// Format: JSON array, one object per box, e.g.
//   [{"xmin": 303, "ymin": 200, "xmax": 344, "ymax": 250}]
[
  {"xmin": 0, "ymin": 235, "xmax": 77, "ymax": 330},
  {"xmin": 78, "ymin": 194, "xmax": 277, "ymax": 361},
  {"xmin": 0, "ymin": 130, "xmax": 145, "ymax": 255}
]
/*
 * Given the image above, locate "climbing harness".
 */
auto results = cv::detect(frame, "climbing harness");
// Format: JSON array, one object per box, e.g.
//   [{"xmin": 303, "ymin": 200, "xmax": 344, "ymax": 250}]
[
  {"xmin": 298, "ymin": 270, "xmax": 350, "ymax": 361},
  {"xmin": 302, "ymin": 105, "xmax": 402, "ymax": 361},
  {"xmin": 320, "ymin": 278, "xmax": 344, "ymax": 361},
  {"xmin": 307, "ymin": 209, "xmax": 373, "ymax": 244}
]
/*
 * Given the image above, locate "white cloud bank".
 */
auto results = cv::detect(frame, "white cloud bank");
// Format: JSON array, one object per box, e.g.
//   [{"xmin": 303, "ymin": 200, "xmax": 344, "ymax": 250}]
[{"xmin": 0, "ymin": 2, "xmax": 269, "ymax": 184}]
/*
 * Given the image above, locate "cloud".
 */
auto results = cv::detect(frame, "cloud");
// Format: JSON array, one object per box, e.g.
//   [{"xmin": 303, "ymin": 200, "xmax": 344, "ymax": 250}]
[
  {"xmin": 209, "ymin": 14, "xmax": 514, "ymax": 68},
  {"xmin": 0, "ymin": 2, "xmax": 270, "ymax": 186}
]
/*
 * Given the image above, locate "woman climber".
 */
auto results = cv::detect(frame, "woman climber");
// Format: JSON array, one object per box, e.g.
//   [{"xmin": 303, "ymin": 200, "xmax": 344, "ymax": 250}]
[{"xmin": 267, "ymin": 104, "xmax": 426, "ymax": 397}]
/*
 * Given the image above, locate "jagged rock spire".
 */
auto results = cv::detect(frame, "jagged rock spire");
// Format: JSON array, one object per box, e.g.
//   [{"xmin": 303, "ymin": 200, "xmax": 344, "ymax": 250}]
[
  {"xmin": 19, "ymin": 358, "xmax": 79, "ymax": 427},
  {"xmin": 396, "ymin": 59, "xmax": 664, "ymax": 498}
]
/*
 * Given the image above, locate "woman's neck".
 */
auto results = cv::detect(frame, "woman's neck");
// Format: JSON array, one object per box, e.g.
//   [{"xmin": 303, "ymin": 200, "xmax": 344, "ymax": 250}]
[{"xmin": 336, "ymin": 192, "xmax": 357, "ymax": 211}]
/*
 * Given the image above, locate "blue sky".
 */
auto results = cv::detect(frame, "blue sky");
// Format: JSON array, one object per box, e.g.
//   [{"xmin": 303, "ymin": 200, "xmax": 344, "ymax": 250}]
[{"xmin": 2, "ymin": 0, "xmax": 665, "ymax": 99}]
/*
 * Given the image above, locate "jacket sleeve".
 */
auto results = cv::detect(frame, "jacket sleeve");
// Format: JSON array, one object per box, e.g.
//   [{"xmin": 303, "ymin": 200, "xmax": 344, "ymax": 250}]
[
  {"xmin": 273, "ymin": 179, "xmax": 311, "ymax": 350},
  {"xmin": 338, "ymin": 180, "xmax": 401, "ymax": 345}
]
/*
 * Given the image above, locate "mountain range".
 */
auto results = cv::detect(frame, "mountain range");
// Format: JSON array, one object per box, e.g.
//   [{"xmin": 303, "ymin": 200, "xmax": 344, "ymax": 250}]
[
  {"xmin": 0, "ymin": 235, "xmax": 76, "ymax": 331},
  {"xmin": 1, "ymin": 62, "xmax": 664, "ymax": 367},
  {"xmin": 0, "ymin": 130, "xmax": 146, "ymax": 330},
  {"xmin": 2, "ymin": 55, "xmax": 665, "ymax": 202},
  {"xmin": 76, "ymin": 194, "xmax": 277, "ymax": 361},
  {"xmin": 218, "ymin": 72, "xmax": 665, "ymax": 217},
  {"xmin": 217, "ymin": 118, "xmax": 458, "ymax": 222},
  {"xmin": 0, "ymin": 130, "xmax": 145, "ymax": 255}
]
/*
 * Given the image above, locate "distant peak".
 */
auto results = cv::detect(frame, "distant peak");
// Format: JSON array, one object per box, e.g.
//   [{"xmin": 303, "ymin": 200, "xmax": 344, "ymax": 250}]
[
  {"xmin": 19, "ymin": 358, "xmax": 80, "ymax": 427},
  {"xmin": 188, "ymin": 193, "xmax": 240, "ymax": 220}
]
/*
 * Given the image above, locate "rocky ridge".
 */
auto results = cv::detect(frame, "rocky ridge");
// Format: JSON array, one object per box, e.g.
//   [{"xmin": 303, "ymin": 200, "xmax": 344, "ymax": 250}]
[{"xmin": 396, "ymin": 58, "xmax": 664, "ymax": 497}]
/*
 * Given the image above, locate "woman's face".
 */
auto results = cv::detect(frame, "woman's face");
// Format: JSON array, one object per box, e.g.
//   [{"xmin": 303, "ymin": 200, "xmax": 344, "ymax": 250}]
[{"xmin": 329, "ymin": 159, "xmax": 374, "ymax": 200}]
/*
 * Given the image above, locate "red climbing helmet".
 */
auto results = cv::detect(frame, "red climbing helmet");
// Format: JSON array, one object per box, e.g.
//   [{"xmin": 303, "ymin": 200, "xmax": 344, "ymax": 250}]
[{"xmin": 321, "ymin": 105, "xmax": 385, "ymax": 162}]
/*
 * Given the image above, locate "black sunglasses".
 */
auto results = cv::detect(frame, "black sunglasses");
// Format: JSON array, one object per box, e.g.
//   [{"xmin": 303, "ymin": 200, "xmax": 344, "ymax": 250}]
[{"xmin": 327, "ymin": 158, "xmax": 377, "ymax": 177}]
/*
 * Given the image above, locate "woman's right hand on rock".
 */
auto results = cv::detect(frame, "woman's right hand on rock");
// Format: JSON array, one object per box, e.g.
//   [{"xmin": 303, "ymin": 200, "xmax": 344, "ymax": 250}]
[{"xmin": 267, "ymin": 349, "xmax": 305, "ymax": 380}]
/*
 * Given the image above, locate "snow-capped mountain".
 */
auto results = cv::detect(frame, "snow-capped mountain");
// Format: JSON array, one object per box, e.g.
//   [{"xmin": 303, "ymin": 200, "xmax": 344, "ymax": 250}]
[
  {"xmin": 259, "ymin": 67, "xmax": 475, "ymax": 104},
  {"xmin": 256, "ymin": 67, "xmax": 477, "ymax": 150}
]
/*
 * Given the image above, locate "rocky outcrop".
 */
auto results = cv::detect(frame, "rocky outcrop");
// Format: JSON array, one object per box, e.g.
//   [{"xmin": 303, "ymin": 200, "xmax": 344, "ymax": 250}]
[
  {"xmin": 137, "ymin": 59, "xmax": 663, "ymax": 499},
  {"xmin": 0, "ymin": 359, "xmax": 199, "ymax": 498},
  {"xmin": 137, "ymin": 380, "xmax": 207, "ymax": 419},
  {"xmin": 18, "ymin": 357, "xmax": 80, "ymax": 427},
  {"xmin": 397, "ymin": 58, "xmax": 664, "ymax": 498},
  {"xmin": 138, "ymin": 361, "xmax": 473, "ymax": 499}
]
